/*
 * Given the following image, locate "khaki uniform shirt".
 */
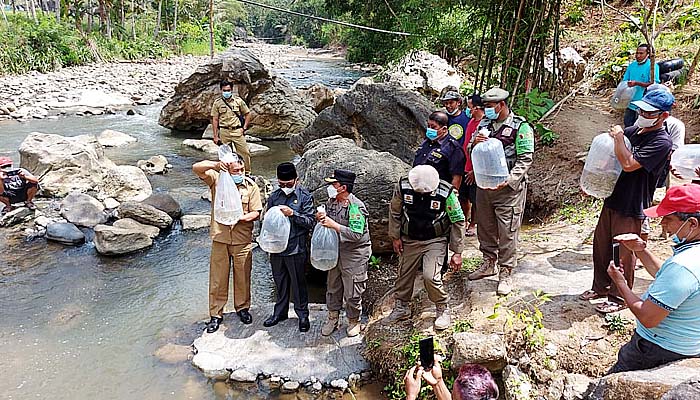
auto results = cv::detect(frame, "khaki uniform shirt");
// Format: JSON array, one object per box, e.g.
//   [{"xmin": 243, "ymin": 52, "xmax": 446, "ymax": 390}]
[
  {"xmin": 325, "ymin": 194, "xmax": 372, "ymax": 276},
  {"xmin": 211, "ymin": 97, "xmax": 250, "ymax": 131},
  {"xmin": 202, "ymin": 170, "xmax": 262, "ymax": 245}
]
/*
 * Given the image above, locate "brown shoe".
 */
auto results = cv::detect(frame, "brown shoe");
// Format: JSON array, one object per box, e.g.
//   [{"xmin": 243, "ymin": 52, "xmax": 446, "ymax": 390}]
[{"xmin": 468, "ymin": 258, "xmax": 497, "ymax": 280}]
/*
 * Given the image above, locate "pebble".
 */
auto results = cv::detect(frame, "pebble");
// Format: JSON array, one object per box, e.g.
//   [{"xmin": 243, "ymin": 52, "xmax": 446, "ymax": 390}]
[
  {"xmin": 312, "ymin": 382, "xmax": 323, "ymax": 392},
  {"xmin": 229, "ymin": 369, "xmax": 257, "ymax": 383},
  {"xmin": 281, "ymin": 381, "xmax": 300, "ymax": 393},
  {"xmin": 330, "ymin": 379, "xmax": 348, "ymax": 390}
]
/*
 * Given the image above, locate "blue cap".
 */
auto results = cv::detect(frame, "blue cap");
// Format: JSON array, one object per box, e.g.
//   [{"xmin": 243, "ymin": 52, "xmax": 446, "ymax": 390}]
[{"xmin": 631, "ymin": 89, "xmax": 675, "ymax": 112}]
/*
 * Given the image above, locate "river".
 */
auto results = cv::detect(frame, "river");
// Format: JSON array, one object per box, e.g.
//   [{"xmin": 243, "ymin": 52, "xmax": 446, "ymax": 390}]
[{"xmin": 0, "ymin": 57, "xmax": 371, "ymax": 400}]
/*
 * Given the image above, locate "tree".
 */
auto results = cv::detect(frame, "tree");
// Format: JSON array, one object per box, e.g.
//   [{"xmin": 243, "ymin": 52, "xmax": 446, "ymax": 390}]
[{"xmin": 208, "ymin": 0, "xmax": 213, "ymax": 56}]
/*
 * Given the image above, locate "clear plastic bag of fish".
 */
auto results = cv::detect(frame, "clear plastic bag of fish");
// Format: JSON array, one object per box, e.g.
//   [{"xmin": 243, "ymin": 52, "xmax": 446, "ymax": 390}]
[
  {"xmin": 310, "ymin": 206, "xmax": 339, "ymax": 271},
  {"xmin": 258, "ymin": 206, "xmax": 291, "ymax": 254},
  {"xmin": 213, "ymin": 145, "xmax": 244, "ymax": 225},
  {"xmin": 580, "ymin": 132, "xmax": 630, "ymax": 198}
]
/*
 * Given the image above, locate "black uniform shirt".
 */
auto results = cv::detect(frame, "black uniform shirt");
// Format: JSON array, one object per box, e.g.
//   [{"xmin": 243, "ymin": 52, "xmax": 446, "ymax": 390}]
[{"xmin": 413, "ymin": 135, "xmax": 466, "ymax": 183}]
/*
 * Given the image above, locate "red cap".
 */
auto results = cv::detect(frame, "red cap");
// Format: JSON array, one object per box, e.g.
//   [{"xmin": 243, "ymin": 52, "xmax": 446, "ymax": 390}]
[
  {"xmin": 0, "ymin": 156, "xmax": 12, "ymax": 167},
  {"xmin": 644, "ymin": 184, "xmax": 700, "ymax": 218}
]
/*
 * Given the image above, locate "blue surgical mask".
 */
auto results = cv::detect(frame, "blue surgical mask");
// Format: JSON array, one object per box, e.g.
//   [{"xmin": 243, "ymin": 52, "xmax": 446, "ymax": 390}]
[
  {"xmin": 464, "ymin": 108, "xmax": 472, "ymax": 119},
  {"xmin": 485, "ymin": 107, "xmax": 499, "ymax": 120},
  {"xmin": 232, "ymin": 174, "xmax": 244, "ymax": 184},
  {"xmin": 222, "ymin": 91, "xmax": 233, "ymax": 99},
  {"xmin": 670, "ymin": 220, "xmax": 690, "ymax": 245},
  {"xmin": 426, "ymin": 128, "xmax": 439, "ymax": 140}
]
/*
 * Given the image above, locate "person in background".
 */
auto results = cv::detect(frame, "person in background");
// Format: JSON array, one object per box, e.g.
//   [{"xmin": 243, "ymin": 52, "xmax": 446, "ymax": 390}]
[
  {"xmin": 262, "ymin": 162, "xmax": 315, "ymax": 333},
  {"xmin": 211, "ymin": 80, "xmax": 253, "ymax": 174},
  {"xmin": 413, "ymin": 111, "xmax": 466, "ymax": 191},
  {"xmin": 404, "ymin": 356, "xmax": 499, "ymax": 400},
  {"xmin": 316, "ymin": 169, "xmax": 371, "ymax": 338},
  {"xmin": 621, "ymin": 44, "xmax": 660, "ymax": 128},
  {"xmin": 607, "ymin": 184, "xmax": 700, "ymax": 373},
  {"xmin": 441, "ymin": 90, "xmax": 470, "ymax": 147},
  {"xmin": 0, "ymin": 156, "xmax": 39, "ymax": 213},
  {"xmin": 461, "ymin": 94, "xmax": 485, "ymax": 237},
  {"xmin": 193, "ymin": 154, "xmax": 262, "ymax": 333}
]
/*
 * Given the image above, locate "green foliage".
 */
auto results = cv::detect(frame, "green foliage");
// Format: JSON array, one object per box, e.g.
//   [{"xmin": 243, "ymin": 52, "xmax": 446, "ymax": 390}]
[
  {"xmin": 369, "ymin": 255, "xmax": 381, "ymax": 271},
  {"xmin": 384, "ymin": 333, "xmax": 449, "ymax": 400},
  {"xmin": 565, "ymin": 0, "xmax": 586, "ymax": 24},
  {"xmin": 557, "ymin": 198, "xmax": 601, "ymax": 224},
  {"xmin": 488, "ymin": 289, "xmax": 552, "ymax": 349},
  {"xmin": 462, "ymin": 256, "xmax": 483, "ymax": 273},
  {"xmin": 452, "ymin": 319, "xmax": 473, "ymax": 333},
  {"xmin": 514, "ymin": 89, "xmax": 558, "ymax": 147},
  {"xmin": 604, "ymin": 313, "xmax": 632, "ymax": 334}
]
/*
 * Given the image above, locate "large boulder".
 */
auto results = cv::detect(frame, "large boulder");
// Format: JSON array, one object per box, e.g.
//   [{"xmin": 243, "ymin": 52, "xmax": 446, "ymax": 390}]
[
  {"xmin": 142, "ymin": 192, "xmax": 182, "ymax": 220},
  {"xmin": 158, "ymin": 48, "xmax": 316, "ymax": 139},
  {"xmin": 137, "ymin": 155, "xmax": 171, "ymax": 175},
  {"xmin": 290, "ymin": 82, "xmax": 433, "ymax": 164},
  {"xmin": 379, "ymin": 50, "xmax": 462, "ymax": 98},
  {"xmin": 100, "ymin": 166, "xmax": 152, "ymax": 202},
  {"xmin": 93, "ymin": 224, "xmax": 153, "ymax": 255},
  {"xmin": 181, "ymin": 214, "xmax": 210, "ymax": 231},
  {"xmin": 97, "ymin": 129, "xmax": 137, "ymax": 147},
  {"xmin": 545, "ymin": 47, "xmax": 586, "ymax": 92},
  {"xmin": 296, "ymin": 136, "xmax": 411, "ymax": 254},
  {"xmin": 113, "ymin": 218, "xmax": 160, "ymax": 239},
  {"xmin": 299, "ymin": 83, "xmax": 336, "ymax": 113},
  {"xmin": 451, "ymin": 332, "xmax": 508, "ymax": 372},
  {"xmin": 116, "ymin": 201, "xmax": 173, "ymax": 229},
  {"xmin": 46, "ymin": 222, "xmax": 85, "ymax": 245},
  {"xmin": 60, "ymin": 192, "xmax": 108, "ymax": 228}
]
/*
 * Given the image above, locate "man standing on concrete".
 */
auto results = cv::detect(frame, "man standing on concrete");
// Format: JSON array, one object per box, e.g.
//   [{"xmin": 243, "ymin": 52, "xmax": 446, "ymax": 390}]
[
  {"xmin": 466, "ymin": 87, "xmax": 534, "ymax": 296},
  {"xmin": 263, "ymin": 162, "xmax": 315, "ymax": 333},
  {"xmin": 621, "ymin": 44, "xmax": 660, "ymax": 128},
  {"xmin": 316, "ymin": 169, "xmax": 371, "ymax": 337},
  {"xmin": 193, "ymin": 154, "xmax": 263, "ymax": 333},
  {"xmin": 580, "ymin": 90, "xmax": 673, "ymax": 314},
  {"xmin": 414, "ymin": 111, "xmax": 466, "ymax": 191},
  {"xmin": 211, "ymin": 80, "xmax": 253, "ymax": 174},
  {"xmin": 385, "ymin": 165, "xmax": 465, "ymax": 330}
]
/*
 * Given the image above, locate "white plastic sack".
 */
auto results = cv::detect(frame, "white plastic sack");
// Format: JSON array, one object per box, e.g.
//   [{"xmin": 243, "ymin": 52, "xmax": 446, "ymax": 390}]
[
  {"xmin": 610, "ymin": 81, "xmax": 636, "ymax": 111},
  {"xmin": 310, "ymin": 223, "xmax": 339, "ymax": 271},
  {"xmin": 258, "ymin": 206, "xmax": 291, "ymax": 253},
  {"xmin": 580, "ymin": 132, "xmax": 631, "ymax": 199},
  {"xmin": 213, "ymin": 144, "xmax": 244, "ymax": 225}
]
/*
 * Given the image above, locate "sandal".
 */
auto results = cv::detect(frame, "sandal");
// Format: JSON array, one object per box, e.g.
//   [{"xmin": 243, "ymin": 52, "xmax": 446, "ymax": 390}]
[
  {"xmin": 466, "ymin": 226, "xmax": 477, "ymax": 237},
  {"xmin": 579, "ymin": 290, "xmax": 606, "ymax": 301},
  {"xmin": 1, "ymin": 205, "xmax": 14, "ymax": 216},
  {"xmin": 595, "ymin": 301, "xmax": 627, "ymax": 314}
]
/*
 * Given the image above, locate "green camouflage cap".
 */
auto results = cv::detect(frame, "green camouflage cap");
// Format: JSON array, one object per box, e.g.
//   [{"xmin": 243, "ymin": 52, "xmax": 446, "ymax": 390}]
[{"xmin": 482, "ymin": 87, "xmax": 510, "ymax": 102}]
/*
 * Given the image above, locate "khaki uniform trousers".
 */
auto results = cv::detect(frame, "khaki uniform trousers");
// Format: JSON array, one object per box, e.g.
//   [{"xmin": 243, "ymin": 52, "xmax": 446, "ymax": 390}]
[
  {"xmin": 476, "ymin": 184, "xmax": 527, "ymax": 270},
  {"xmin": 394, "ymin": 237, "xmax": 449, "ymax": 306},
  {"xmin": 326, "ymin": 261, "xmax": 367, "ymax": 320},
  {"xmin": 220, "ymin": 128, "xmax": 251, "ymax": 173},
  {"xmin": 209, "ymin": 241, "xmax": 253, "ymax": 317}
]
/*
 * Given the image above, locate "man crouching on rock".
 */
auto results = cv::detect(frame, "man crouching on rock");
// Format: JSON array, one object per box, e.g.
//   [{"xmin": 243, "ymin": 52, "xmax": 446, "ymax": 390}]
[
  {"xmin": 1, "ymin": 156, "xmax": 39, "ymax": 214},
  {"xmin": 193, "ymin": 154, "xmax": 262, "ymax": 333},
  {"xmin": 385, "ymin": 165, "xmax": 464, "ymax": 331}
]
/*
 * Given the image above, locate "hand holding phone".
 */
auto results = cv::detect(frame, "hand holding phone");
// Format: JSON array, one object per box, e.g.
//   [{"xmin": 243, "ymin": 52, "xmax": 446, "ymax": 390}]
[
  {"xmin": 612, "ymin": 242, "xmax": 621, "ymax": 269},
  {"xmin": 419, "ymin": 337, "xmax": 434, "ymax": 370}
]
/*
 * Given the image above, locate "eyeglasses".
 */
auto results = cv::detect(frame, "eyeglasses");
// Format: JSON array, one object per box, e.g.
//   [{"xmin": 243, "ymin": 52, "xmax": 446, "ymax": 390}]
[{"xmin": 278, "ymin": 180, "xmax": 296, "ymax": 188}]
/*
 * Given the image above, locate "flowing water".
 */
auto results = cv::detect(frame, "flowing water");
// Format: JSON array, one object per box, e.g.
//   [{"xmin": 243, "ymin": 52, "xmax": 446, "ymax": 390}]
[{"xmin": 0, "ymin": 58, "xmax": 371, "ymax": 400}]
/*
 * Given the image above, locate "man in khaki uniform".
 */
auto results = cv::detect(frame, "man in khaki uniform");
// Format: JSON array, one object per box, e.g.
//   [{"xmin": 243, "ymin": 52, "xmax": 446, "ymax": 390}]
[
  {"xmin": 385, "ymin": 165, "xmax": 465, "ymax": 330},
  {"xmin": 211, "ymin": 80, "xmax": 252, "ymax": 174},
  {"xmin": 193, "ymin": 154, "xmax": 263, "ymax": 333},
  {"xmin": 467, "ymin": 87, "xmax": 534, "ymax": 296},
  {"xmin": 315, "ymin": 169, "xmax": 372, "ymax": 337}
]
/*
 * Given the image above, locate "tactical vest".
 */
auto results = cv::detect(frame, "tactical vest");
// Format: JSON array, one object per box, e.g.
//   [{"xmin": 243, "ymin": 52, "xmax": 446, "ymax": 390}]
[
  {"xmin": 478, "ymin": 115, "xmax": 527, "ymax": 171},
  {"xmin": 399, "ymin": 178, "xmax": 453, "ymax": 241}
]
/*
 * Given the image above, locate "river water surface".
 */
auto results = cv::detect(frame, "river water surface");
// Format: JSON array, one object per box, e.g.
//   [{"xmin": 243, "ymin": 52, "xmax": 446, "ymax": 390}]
[{"xmin": 0, "ymin": 58, "xmax": 369, "ymax": 400}]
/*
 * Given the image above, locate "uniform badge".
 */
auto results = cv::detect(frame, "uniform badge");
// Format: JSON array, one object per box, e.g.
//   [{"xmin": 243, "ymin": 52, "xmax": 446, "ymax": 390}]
[
  {"xmin": 430, "ymin": 200, "xmax": 440, "ymax": 210},
  {"xmin": 404, "ymin": 194, "xmax": 414, "ymax": 204},
  {"xmin": 502, "ymin": 127, "xmax": 513, "ymax": 137},
  {"xmin": 293, "ymin": 200, "xmax": 298, "ymax": 204},
  {"xmin": 430, "ymin": 151, "xmax": 443, "ymax": 159}
]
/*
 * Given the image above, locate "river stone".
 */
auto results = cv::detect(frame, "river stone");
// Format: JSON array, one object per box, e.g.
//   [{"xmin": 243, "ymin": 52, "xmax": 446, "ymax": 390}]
[
  {"xmin": 103, "ymin": 198, "xmax": 120, "ymax": 209},
  {"xmin": 379, "ymin": 50, "xmax": 462, "ymax": 98},
  {"xmin": 34, "ymin": 215, "xmax": 52, "ymax": 227},
  {"xmin": 46, "ymin": 222, "xmax": 86, "ymax": 245},
  {"xmin": 93, "ymin": 224, "xmax": 153, "ymax": 255},
  {"xmin": 113, "ymin": 218, "xmax": 160, "ymax": 239},
  {"xmin": 154, "ymin": 343, "xmax": 192, "ymax": 364},
  {"xmin": 117, "ymin": 202, "xmax": 172, "ymax": 230},
  {"xmin": 230, "ymin": 369, "xmax": 257, "ymax": 383},
  {"xmin": 591, "ymin": 358, "xmax": 700, "ymax": 400},
  {"xmin": 101, "ymin": 165, "xmax": 152, "ymax": 202},
  {"xmin": 137, "ymin": 155, "xmax": 171, "ymax": 175},
  {"xmin": 142, "ymin": 192, "xmax": 182, "ymax": 220},
  {"xmin": 97, "ymin": 129, "xmax": 137, "ymax": 147},
  {"xmin": 183, "ymin": 139, "xmax": 218, "ymax": 154},
  {"xmin": 281, "ymin": 381, "xmax": 300, "ymax": 393},
  {"xmin": 248, "ymin": 143, "xmax": 270, "ymax": 156},
  {"xmin": 60, "ymin": 192, "xmax": 108, "ymax": 228},
  {"xmin": 563, "ymin": 373, "xmax": 593, "ymax": 400},
  {"xmin": 330, "ymin": 379, "xmax": 348, "ymax": 390},
  {"xmin": 289, "ymin": 82, "xmax": 433, "ymax": 164},
  {"xmin": 0, "ymin": 207, "xmax": 34, "ymax": 227},
  {"xmin": 296, "ymin": 136, "xmax": 410, "ymax": 254},
  {"xmin": 299, "ymin": 83, "xmax": 336, "ymax": 113},
  {"xmin": 181, "ymin": 215, "xmax": 210, "ymax": 231},
  {"xmin": 662, "ymin": 378, "xmax": 700, "ymax": 399},
  {"xmin": 503, "ymin": 365, "xmax": 533, "ymax": 400},
  {"xmin": 451, "ymin": 332, "xmax": 507, "ymax": 372},
  {"xmin": 247, "ymin": 77, "xmax": 316, "ymax": 138}
]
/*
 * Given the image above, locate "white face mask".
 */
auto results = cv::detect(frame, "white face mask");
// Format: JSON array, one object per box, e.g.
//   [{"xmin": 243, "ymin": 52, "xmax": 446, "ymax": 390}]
[
  {"xmin": 636, "ymin": 115, "xmax": 658, "ymax": 129},
  {"xmin": 326, "ymin": 185, "xmax": 338, "ymax": 199},
  {"xmin": 281, "ymin": 187, "xmax": 295, "ymax": 195}
]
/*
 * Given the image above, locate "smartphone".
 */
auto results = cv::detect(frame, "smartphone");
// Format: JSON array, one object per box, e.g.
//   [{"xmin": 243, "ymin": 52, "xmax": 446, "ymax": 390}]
[
  {"xmin": 419, "ymin": 337, "xmax": 434, "ymax": 369},
  {"xmin": 612, "ymin": 242, "xmax": 620, "ymax": 268},
  {"xmin": 216, "ymin": 140, "xmax": 223, "ymax": 146}
]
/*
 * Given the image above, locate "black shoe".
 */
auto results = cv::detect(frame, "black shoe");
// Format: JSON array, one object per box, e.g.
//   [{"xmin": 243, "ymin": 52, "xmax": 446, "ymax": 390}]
[
  {"xmin": 205, "ymin": 316, "xmax": 223, "ymax": 333},
  {"xmin": 263, "ymin": 314, "xmax": 288, "ymax": 327},
  {"xmin": 237, "ymin": 309, "xmax": 253, "ymax": 325},
  {"xmin": 299, "ymin": 317, "xmax": 310, "ymax": 332}
]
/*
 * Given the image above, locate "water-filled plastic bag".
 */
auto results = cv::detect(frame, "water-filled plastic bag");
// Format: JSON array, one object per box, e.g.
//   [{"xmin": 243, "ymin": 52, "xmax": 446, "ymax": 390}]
[
  {"xmin": 310, "ymin": 223, "xmax": 339, "ymax": 271},
  {"xmin": 671, "ymin": 144, "xmax": 700, "ymax": 180},
  {"xmin": 258, "ymin": 206, "xmax": 290, "ymax": 253},
  {"xmin": 580, "ymin": 132, "xmax": 630, "ymax": 199},
  {"xmin": 472, "ymin": 136, "xmax": 510, "ymax": 189},
  {"xmin": 213, "ymin": 144, "xmax": 244, "ymax": 225},
  {"xmin": 610, "ymin": 81, "xmax": 636, "ymax": 111}
]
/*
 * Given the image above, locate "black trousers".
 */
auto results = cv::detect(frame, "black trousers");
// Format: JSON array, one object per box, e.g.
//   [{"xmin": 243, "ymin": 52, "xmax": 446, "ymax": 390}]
[
  {"xmin": 608, "ymin": 332, "xmax": 692, "ymax": 374},
  {"xmin": 270, "ymin": 253, "xmax": 309, "ymax": 319}
]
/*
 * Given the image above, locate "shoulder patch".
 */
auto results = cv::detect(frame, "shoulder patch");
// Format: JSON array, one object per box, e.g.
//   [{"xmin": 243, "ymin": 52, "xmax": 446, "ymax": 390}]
[{"xmin": 515, "ymin": 123, "xmax": 535, "ymax": 154}]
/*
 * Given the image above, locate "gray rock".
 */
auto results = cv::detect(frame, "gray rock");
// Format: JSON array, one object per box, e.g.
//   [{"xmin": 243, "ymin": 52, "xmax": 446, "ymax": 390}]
[
  {"xmin": 269, "ymin": 376, "xmax": 282, "ymax": 389},
  {"xmin": 379, "ymin": 50, "xmax": 462, "ymax": 98},
  {"xmin": 563, "ymin": 373, "xmax": 592, "ymax": 400},
  {"xmin": 142, "ymin": 192, "xmax": 182, "ymax": 220},
  {"xmin": 34, "ymin": 216, "xmax": 52, "ymax": 227},
  {"xmin": 248, "ymin": 143, "xmax": 270, "ymax": 156},
  {"xmin": 248, "ymin": 77, "xmax": 317, "ymax": 138},
  {"xmin": 0, "ymin": 207, "xmax": 34, "ymax": 227},
  {"xmin": 281, "ymin": 381, "xmax": 300, "ymax": 393},
  {"xmin": 137, "ymin": 155, "xmax": 171, "ymax": 175},
  {"xmin": 183, "ymin": 139, "xmax": 218, "ymax": 154},
  {"xmin": 117, "ymin": 202, "xmax": 173, "ymax": 229},
  {"xmin": 230, "ymin": 369, "xmax": 257, "ymax": 383},
  {"xmin": 100, "ymin": 165, "xmax": 152, "ymax": 202},
  {"xmin": 290, "ymin": 82, "xmax": 433, "ymax": 164},
  {"xmin": 296, "ymin": 136, "xmax": 410, "ymax": 254},
  {"xmin": 330, "ymin": 379, "xmax": 348, "ymax": 390},
  {"xmin": 662, "ymin": 378, "xmax": 700, "ymax": 400},
  {"xmin": 46, "ymin": 222, "xmax": 85, "ymax": 245},
  {"xmin": 181, "ymin": 215, "xmax": 210, "ymax": 231},
  {"xmin": 97, "ymin": 129, "xmax": 137, "ymax": 147},
  {"xmin": 299, "ymin": 83, "xmax": 336, "ymax": 113},
  {"xmin": 103, "ymin": 198, "xmax": 120, "ymax": 209},
  {"xmin": 60, "ymin": 192, "xmax": 108, "ymax": 228},
  {"xmin": 113, "ymin": 218, "xmax": 160, "ymax": 239},
  {"xmin": 93, "ymin": 224, "xmax": 153, "ymax": 255},
  {"xmin": 312, "ymin": 381, "xmax": 323, "ymax": 392},
  {"xmin": 451, "ymin": 332, "xmax": 508, "ymax": 372},
  {"xmin": 503, "ymin": 365, "xmax": 532, "ymax": 400},
  {"xmin": 547, "ymin": 372, "xmax": 566, "ymax": 400},
  {"xmin": 153, "ymin": 343, "xmax": 192, "ymax": 364}
]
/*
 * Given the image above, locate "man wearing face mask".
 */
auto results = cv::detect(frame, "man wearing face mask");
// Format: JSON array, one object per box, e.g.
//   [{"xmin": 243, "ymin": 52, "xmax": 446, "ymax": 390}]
[
  {"xmin": 262, "ymin": 162, "xmax": 315, "ymax": 332},
  {"xmin": 606, "ymin": 184, "xmax": 700, "ymax": 373},
  {"xmin": 315, "ymin": 169, "xmax": 371, "ymax": 337},
  {"xmin": 441, "ymin": 90, "xmax": 470, "ymax": 147},
  {"xmin": 580, "ymin": 90, "xmax": 673, "ymax": 314},
  {"xmin": 193, "ymin": 154, "xmax": 263, "ymax": 333},
  {"xmin": 621, "ymin": 44, "xmax": 660, "ymax": 128},
  {"xmin": 414, "ymin": 111, "xmax": 466, "ymax": 191},
  {"xmin": 211, "ymin": 80, "xmax": 253, "ymax": 174},
  {"xmin": 466, "ymin": 87, "xmax": 534, "ymax": 296}
]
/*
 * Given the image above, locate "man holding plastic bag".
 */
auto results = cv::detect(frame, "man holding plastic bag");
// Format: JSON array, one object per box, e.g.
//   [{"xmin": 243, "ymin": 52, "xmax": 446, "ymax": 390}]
[
  {"xmin": 260, "ymin": 162, "xmax": 315, "ymax": 332},
  {"xmin": 193, "ymin": 150, "xmax": 263, "ymax": 333},
  {"xmin": 315, "ymin": 169, "xmax": 371, "ymax": 337}
]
